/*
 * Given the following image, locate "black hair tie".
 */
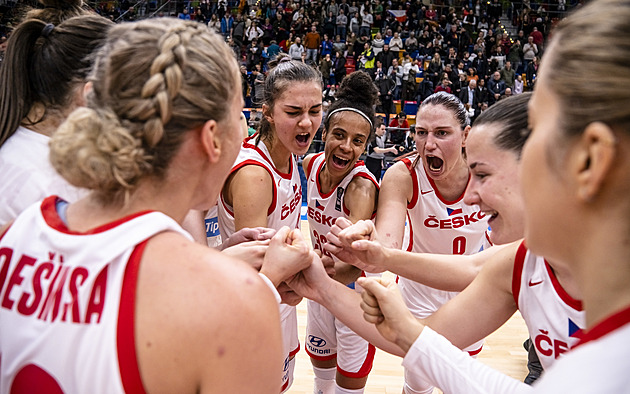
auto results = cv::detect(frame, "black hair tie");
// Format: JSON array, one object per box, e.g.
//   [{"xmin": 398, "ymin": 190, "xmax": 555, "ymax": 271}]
[{"xmin": 41, "ymin": 23, "xmax": 54, "ymax": 38}]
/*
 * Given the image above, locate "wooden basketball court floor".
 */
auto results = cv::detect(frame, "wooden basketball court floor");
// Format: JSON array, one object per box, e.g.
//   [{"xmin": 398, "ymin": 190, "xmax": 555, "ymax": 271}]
[{"xmin": 287, "ymin": 221, "xmax": 530, "ymax": 393}]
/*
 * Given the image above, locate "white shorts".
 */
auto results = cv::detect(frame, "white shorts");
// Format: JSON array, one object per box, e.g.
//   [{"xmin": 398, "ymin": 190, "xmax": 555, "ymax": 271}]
[
  {"xmin": 280, "ymin": 304, "xmax": 299, "ymax": 389},
  {"xmin": 305, "ymin": 300, "xmax": 375, "ymax": 378}
]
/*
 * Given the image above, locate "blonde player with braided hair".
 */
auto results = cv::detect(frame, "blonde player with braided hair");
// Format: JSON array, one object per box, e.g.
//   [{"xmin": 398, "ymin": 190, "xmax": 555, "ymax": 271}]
[{"xmin": 0, "ymin": 18, "xmax": 313, "ymax": 393}]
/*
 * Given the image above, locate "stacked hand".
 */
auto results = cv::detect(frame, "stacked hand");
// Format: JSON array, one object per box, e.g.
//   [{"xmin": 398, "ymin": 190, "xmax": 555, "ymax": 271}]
[
  {"xmin": 323, "ymin": 217, "xmax": 388, "ymax": 273},
  {"xmin": 357, "ymin": 277, "xmax": 424, "ymax": 354}
]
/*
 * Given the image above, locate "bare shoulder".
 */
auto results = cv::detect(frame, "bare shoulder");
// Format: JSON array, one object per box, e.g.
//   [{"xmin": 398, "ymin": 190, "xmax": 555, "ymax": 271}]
[
  {"xmin": 135, "ymin": 231, "xmax": 282, "ymax": 393},
  {"xmin": 478, "ymin": 240, "xmax": 520, "ymax": 294},
  {"xmin": 381, "ymin": 160, "xmax": 413, "ymax": 191}
]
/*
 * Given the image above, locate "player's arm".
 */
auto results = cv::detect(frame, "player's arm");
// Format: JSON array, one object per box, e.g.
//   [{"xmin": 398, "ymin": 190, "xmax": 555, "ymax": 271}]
[
  {"xmin": 224, "ymin": 165, "xmax": 274, "ymax": 230},
  {"xmin": 136, "ymin": 232, "xmax": 284, "ymax": 393},
  {"xmin": 376, "ymin": 243, "xmax": 508, "ymax": 291},
  {"xmin": 422, "ymin": 241, "xmax": 520, "ymax": 349},
  {"xmin": 332, "ymin": 176, "xmax": 379, "ymax": 284},
  {"xmin": 374, "ymin": 161, "xmax": 412, "ymax": 249}
]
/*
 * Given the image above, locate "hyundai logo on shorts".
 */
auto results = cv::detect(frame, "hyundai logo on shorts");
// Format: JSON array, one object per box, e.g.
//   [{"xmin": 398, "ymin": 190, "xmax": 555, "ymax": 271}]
[{"xmin": 308, "ymin": 335, "xmax": 326, "ymax": 348}]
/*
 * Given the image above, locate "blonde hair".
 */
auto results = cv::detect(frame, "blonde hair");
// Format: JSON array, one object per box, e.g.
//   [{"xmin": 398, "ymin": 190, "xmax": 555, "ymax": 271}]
[
  {"xmin": 50, "ymin": 18, "xmax": 240, "ymax": 204},
  {"xmin": 546, "ymin": 0, "xmax": 630, "ymax": 137}
]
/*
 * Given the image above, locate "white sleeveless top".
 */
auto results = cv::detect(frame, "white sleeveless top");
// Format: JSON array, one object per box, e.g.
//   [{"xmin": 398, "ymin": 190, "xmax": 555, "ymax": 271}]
[
  {"xmin": 0, "ymin": 196, "xmax": 191, "ymax": 394},
  {"xmin": 512, "ymin": 241, "xmax": 585, "ymax": 369},
  {"xmin": 218, "ymin": 135, "xmax": 303, "ymax": 238},
  {"xmin": 398, "ymin": 156, "xmax": 490, "ymax": 317}
]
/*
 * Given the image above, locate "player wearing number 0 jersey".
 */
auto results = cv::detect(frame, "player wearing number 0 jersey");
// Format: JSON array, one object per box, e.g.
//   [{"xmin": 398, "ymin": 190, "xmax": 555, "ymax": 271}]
[
  {"xmin": 398, "ymin": 155, "xmax": 490, "ymax": 393},
  {"xmin": 218, "ymin": 134, "xmax": 302, "ymax": 392},
  {"xmin": 399, "ymin": 156, "xmax": 490, "ymax": 321},
  {"xmin": 513, "ymin": 241, "xmax": 585, "ymax": 369},
  {"xmin": 304, "ymin": 152, "xmax": 379, "ymax": 382},
  {"xmin": 0, "ymin": 196, "xmax": 191, "ymax": 394}
]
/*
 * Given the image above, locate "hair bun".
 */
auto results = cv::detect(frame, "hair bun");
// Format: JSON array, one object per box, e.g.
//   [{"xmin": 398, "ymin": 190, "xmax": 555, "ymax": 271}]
[{"xmin": 335, "ymin": 71, "xmax": 378, "ymax": 108}]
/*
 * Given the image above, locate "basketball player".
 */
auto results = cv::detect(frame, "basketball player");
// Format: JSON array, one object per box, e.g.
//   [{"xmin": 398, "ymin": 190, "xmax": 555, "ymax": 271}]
[
  {"xmin": 355, "ymin": 1, "xmax": 630, "ymax": 391},
  {"xmin": 218, "ymin": 53, "xmax": 323, "ymax": 392},
  {"xmin": 302, "ymin": 71, "xmax": 379, "ymax": 394},
  {"xmin": 326, "ymin": 94, "xmax": 580, "ymax": 383},
  {"xmin": 373, "ymin": 92, "xmax": 490, "ymax": 394},
  {"xmin": 0, "ymin": 19, "xmax": 312, "ymax": 393},
  {"xmin": 0, "ymin": 12, "xmax": 112, "ymax": 224}
]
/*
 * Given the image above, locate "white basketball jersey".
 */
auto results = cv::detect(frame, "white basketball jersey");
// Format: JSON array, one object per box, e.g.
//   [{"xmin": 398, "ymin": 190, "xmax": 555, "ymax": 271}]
[
  {"xmin": 216, "ymin": 134, "xmax": 301, "ymax": 391},
  {"xmin": 305, "ymin": 153, "xmax": 378, "ymax": 256},
  {"xmin": 513, "ymin": 241, "xmax": 585, "ymax": 369},
  {"xmin": 0, "ymin": 196, "xmax": 190, "ymax": 394},
  {"xmin": 398, "ymin": 157, "xmax": 490, "ymax": 317},
  {"xmin": 218, "ymin": 135, "xmax": 302, "ymax": 238}
]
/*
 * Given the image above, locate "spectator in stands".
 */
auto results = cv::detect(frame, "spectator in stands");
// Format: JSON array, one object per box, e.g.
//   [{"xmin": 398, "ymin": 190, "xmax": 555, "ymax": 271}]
[
  {"xmin": 359, "ymin": 7, "xmax": 373, "ymax": 37},
  {"xmin": 487, "ymin": 71, "xmax": 506, "ymax": 105},
  {"xmin": 388, "ymin": 111, "xmax": 409, "ymax": 145},
  {"xmin": 522, "ymin": 35, "xmax": 538, "ymax": 65},
  {"xmin": 514, "ymin": 74, "xmax": 524, "ymax": 95},
  {"xmin": 320, "ymin": 53, "xmax": 333, "ymax": 87},
  {"xmin": 246, "ymin": 20, "xmax": 263, "ymax": 43},
  {"xmin": 434, "ymin": 77, "xmax": 452, "ymax": 94},
  {"xmin": 305, "ymin": 25, "xmax": 321, "ymax": 63},
  {"xmin": 499, "ymin": 60, "xmax": 516, "ymax": 89},
  {"xmin": 372, "ymin": 32, "xmax": 385, "ymax": 55},
  {"xmin": 333, "ymin": 50, "xmax": 347, "ymax": 85},
  {"xmin": 376, "ymin": 43, "xmax": 395, "ymax": 72},
  {"xmin": 336, "ymin": 8, "xmax": 347, "ymax": 39},
  {"xmin": 389, "ymin": 31, "xmax": 403, "ymax": 58},
  {"xmin": 388, "ymin": 58, "xmax": 403, "ymax": 100},
  {"xmin": 375, "ymin": 64, "xmax": 396, "ymax": 123},
  {"xmin": 289, "ymin": 36, "xmax": 305, "ymax": 60},
  {"xmin": 459, "ymin": 79, "xmax": 480, "ymax": 124},
  {"xmin": 525, "ymin": 55, "xmax": 540, "ymax": 90}
]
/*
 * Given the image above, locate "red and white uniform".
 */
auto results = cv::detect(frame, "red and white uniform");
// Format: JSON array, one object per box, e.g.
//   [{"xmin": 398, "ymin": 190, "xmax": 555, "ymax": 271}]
[
  {"xmin": 0, "ymin": 196, "xmax": 190, "ymax": 394},
  {"xmin": 217, "ymin": 135, "xmax": 302, "ymax": 391},
  {"xmin": 397, "ymin": 157, "xmax": 490, "ymax": 393},
  {"xmin": 401, "ymin": 307, "xmax": 630, "ymax": 393},
  {"xmin": 304, "ymin": 152, "xmax": 378, "ymax": 378},
  {"xmin": 513, "ymin": 241, "xmax": 585, "ymax": 369}
]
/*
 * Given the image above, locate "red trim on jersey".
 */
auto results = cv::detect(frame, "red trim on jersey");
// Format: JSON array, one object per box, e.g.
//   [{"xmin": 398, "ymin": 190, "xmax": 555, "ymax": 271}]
[
  {"xmin": 402, "ymin": 158, "xmax": 419, "ymax": 210},
  {"xmin": 485, "ymin": 231, "xmax": 493, "ymax": 246},
  {"xmin": 289, "ymin": 344, "xmax": 300, "ymax": 357},
  {"xmin": 315, "ymin": 158, "xmax": 337, "ymax": 199},
  {"xmin": 426, "ymin": 169, "xmax": 469, "ymax": 205},
  {"xmin": 544, "ymin": 261, "xmax": 583, "ymax": 311},
  {"xmin": 467, "ymin": 345, "xmax": 483, "ymax": 357},
  {"xmin": 242, "ymin": 135, "xmax": 294, "ymax": 180},
  {"xmin": 305, "ymin": 152, "xmax": 323, "ymax": 178},
  {"xmin": 41, "ymin": 196, "xmax": 154, "ymax": 235},
  {"xmin": 512, "ymin": 241, "xmax": 527, "ymax": 309},
  {"xmin": 573, "ymin": 304, "xmax": 630, "ymax": 349},
  {"xmin": 229, "ymin": 160, "xmax": 277, "ymax": 216},
  {"xmin": 117, "ymin": 240, "xmax": 149, "ymax": 394},
  {"xmin": 337, "ymin": 344, "xmax": 376, "ymax": 378}
]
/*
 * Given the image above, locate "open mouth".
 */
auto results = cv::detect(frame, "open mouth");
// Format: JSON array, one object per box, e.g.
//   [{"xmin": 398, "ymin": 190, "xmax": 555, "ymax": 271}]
[
  {"xmin": 331, "ymin": 154, "xmax": 350, "ymax": 169},
  {"xmin": 296, "ymin": 133, "xmax": 311, "ymax": 145},
  {"xmin": 485, "ymin": 210, "xmax": 499, "ymax": 223},
  {"xmin": 426, "ymin": 155, "xmax": 444, "ymax": 173}
]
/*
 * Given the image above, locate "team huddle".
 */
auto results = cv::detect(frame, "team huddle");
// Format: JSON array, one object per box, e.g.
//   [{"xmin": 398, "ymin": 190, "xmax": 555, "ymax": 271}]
[{"xmin": 1, "ymin": 0, "xmax": 630, "ymax": 393}]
